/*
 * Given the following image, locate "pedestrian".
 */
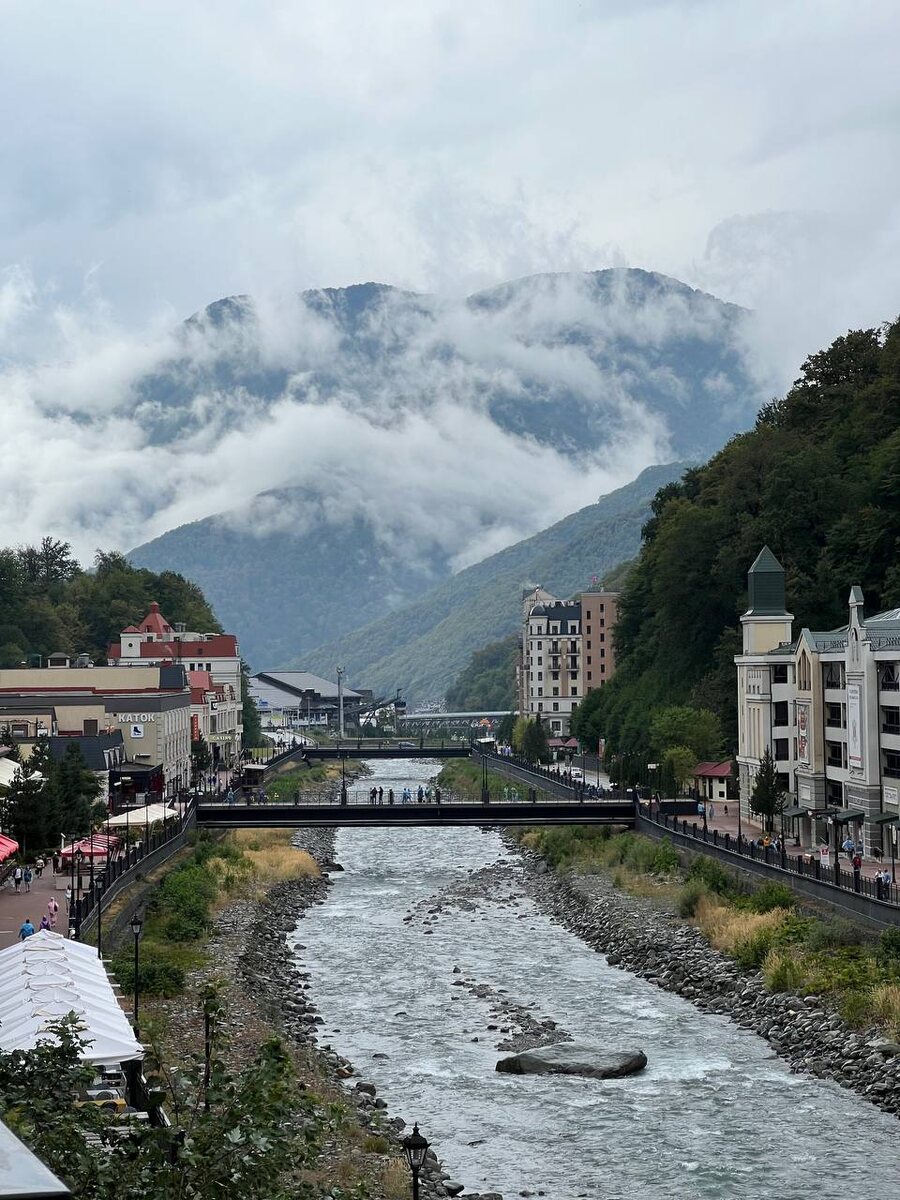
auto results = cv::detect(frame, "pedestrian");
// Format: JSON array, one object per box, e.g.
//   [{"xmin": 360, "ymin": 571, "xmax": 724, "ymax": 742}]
[
  {"xmin": 852, "ymin": 852, "xmax": 862, "ymax": 891},
  {"xmin": 65, "ymin": 885, "xmax": 72, "ymax": 912},
  {"xmin": 370, "ymin": 786, "xmax": 377, "ymax": 804},
  {"xmin": 13, "ymin": 865, "xmax": 22, "ymax": 893},
  {"xmin": 35, "ymin": 855, "xmax": 45, "ymax": 878},
  {"xmin": 39, "ymin": 914, "xmax": 51, "ymax": 931},
  {"xmin": 227, "ymin": 787, "xmax": 235, "ymax": 806},
  {"xmin": 723, "ymin": 804, "xmax": 729, "ymax": 817},
  {"xmin": 378, "ymin": 787, "xmax": 384, "ymax": 805},
  {"xmin": 417, "ymin": 785, "xmax": 424, "ymax": 803},
  {"xmin": 708, "ymin": 802, "xmax": 716, "ymax": 821},
  {"xmin": 47, "ymin": 897, "xmax": 59, "ymax": 929},
  {"xmin": 435, "ymin": 786, "xmax": 441, "ymax": 805},
  {"xmin": 388, "ymin": 788, "xmax": 395, "ymax": 806},
  {"xmin": 23, "ymin": 866, "xmax": 32, "ymax": 893},
  {"xmin": 19, "ymin": 919, "xmax": 35, "ymax": 940}
]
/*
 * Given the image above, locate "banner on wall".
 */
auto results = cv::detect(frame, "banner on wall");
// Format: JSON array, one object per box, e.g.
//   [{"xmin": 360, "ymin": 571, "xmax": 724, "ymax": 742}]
[
  {"xmin": 796, "ymin": 701, "xmax": 810, "ymax": 766},
  {"xmin": 847, "ymin": 682, "xmax": 863, "ymax": 770},
  {"xmin": 191, "ymin": 714, "xmax": 200, "ymax": 741}
]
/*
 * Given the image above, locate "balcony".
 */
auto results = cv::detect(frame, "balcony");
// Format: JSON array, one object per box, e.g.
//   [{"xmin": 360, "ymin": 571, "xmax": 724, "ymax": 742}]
[
  {"xmin": 883, "ymin": 724, "xmax": 900, "ymax": 737},
  {"xmin": 884, "ymin": 766, "xmax": 900, "ymax": 779},
  {"xmin": 826, "ymin": 718, "xmax": 843, "ymax": 729}
]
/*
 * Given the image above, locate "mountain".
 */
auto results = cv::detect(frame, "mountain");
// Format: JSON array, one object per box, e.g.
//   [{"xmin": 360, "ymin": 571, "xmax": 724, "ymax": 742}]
[
  {"xmin": 300, "ymin": 463, "xmax": 687, "ymax": 702},
  {"xmin": 573, "ymin": 320, "xmax": 900, "ymax": 756},
  {"xmin": 129, "ymin": 269, "xmax": 762, "ymax": 668}
]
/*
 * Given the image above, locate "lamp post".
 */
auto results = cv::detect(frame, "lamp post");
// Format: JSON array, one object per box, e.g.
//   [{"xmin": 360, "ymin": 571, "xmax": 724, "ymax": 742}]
[
  {"xmin": 130, "ymin": 912, "xmax": 144, "ymax": 1041},
  {"xmin": 73, "ymin": 849, "xmax": 85, "ymax": 938},
  {"xmin": 481, "ymin": 753, "xmax": 490, "ymax": 805},
  {"xmin": 402, "ymin": 1123, "xmax": 429, "ymax": 1200},
  {"xmin": 340, "ymin": 755, "xmax": 347, "ymax": 806}
]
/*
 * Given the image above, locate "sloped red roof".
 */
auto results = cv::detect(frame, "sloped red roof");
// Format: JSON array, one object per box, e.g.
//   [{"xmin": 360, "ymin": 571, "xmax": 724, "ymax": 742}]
[
  {"xmin": 139, "ymin": 601, "xmax": 173, "ymax": 637},
  {"xmin": 122, "ymin": 625, "xmax": 141, "ymax": 634},
  {"xmin": 693, "ymin": 760, "xmax": 733, "ymax": 778}
]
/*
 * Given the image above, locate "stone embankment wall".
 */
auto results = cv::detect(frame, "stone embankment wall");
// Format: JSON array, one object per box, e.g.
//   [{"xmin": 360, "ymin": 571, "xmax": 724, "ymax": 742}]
[{"xmin": 512, "ymin": 840, "xmax": 900, "ymax": 1119}]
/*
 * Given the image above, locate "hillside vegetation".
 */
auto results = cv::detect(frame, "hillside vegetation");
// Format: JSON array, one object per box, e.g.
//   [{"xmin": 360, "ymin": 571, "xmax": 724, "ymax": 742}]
[
  {"xmin": 303, "ymin": 463, "xmax": 685, "ymax": 702},
  {"xmin": 0, "ymin": 541, "xmax": 220, "ymax": 667},
  {"xmin": 445, "ymin": 634, "xmax": 518, "ymax": 711},
  {"xmin": 575, "ymin": 320, "xmax": 900, "ymax": 755}
]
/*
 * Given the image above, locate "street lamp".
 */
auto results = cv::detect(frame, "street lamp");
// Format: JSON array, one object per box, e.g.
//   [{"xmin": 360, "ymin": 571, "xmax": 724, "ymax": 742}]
[
  {"xmin": 130, "ymin": 912, "xmax": 144, "ymax": 1040},
  {"xmin": 340, "ymin": 755, "xmax": 347, "ymax": 806},
  {"xmin": 481, "ymin": 753, "xmax": 490, "ymax": 805},
  {"xmin": 402, "ymin": 1123, "xmax": 429, "ymax": 1200}
]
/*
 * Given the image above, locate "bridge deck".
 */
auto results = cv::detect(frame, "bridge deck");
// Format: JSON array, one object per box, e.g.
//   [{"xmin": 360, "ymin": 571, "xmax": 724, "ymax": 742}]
[
  {"xmin": 299, "ymin": 745, "xmax": 471, "ymax": 759},
  {"xmin": 196, "ymin": 800, "xmax": 635, "ymax": 828}
]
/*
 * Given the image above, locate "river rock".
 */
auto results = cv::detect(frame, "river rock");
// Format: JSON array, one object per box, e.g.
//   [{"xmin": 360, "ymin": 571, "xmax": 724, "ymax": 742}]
[{"xmin": 495, "ymin": 1042, "xmax": 647, "ymax": 1079}]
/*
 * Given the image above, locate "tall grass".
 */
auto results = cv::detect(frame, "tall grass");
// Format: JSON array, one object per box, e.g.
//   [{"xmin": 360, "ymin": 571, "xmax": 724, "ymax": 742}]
[
  {"xmin": 871, "ymin": 984, "xmax": 900, "ymax": 1038},
  {"xmin": 694, "ymin": 896, "xmax": 791, "ymax": 968}
]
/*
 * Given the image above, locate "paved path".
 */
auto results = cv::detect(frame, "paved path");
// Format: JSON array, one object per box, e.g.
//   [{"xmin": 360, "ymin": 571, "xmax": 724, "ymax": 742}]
[
  {"xmin": 0, "ymin": 867, "xmax": 70, "ymax": 950},
  {"xmin": 683, "ymin": 804, "xmax": 896, "ymax": 884}
]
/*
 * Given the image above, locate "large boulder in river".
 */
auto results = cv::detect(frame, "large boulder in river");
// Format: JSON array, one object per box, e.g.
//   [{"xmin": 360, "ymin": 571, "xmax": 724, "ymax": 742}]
[{"xmin": 495, "ymin": 1042, "xmax": 647, "ymax": 1080}]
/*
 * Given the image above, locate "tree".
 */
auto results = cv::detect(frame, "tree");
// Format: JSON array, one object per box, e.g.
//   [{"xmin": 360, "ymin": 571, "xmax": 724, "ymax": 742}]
[
  {"xmin": 241, "ymin": 661, "xmax": 264, "ymax": 748},
  {"xmin": 445, "ymin": 634, "xmax": 518, "ymax": 710},
  {"xmin": 191, "ymin": 733, "xmax": 212, "ymax": 778},
  {"xmin": 495, "ymin": 712, "xmax": 516, "ymax": 744},
  {"xmin": 521, "ymin": 718, "xmax": 550, "ymax": 764},
  {"xmin": 511, "ymin": 715, "xmax": 530, "ymax": 755},
  {"xmin": 749, "ymin": 746, "xmax": 786, "ymax": 831},
  {"xmin": 0, "ymin": 1001, "xmax": 325, "ymax": 1200},
  {"xmin": 50, "ymin": 743, "xmax": 100, "ymax": 839},
  {"xmin": 2, "ymin": 769, "xmax": 57, "ymax": 854},
  {"xmin": 650, "ymin": 705, "xmax": 723, "ymax": 760},
  {"xmin": 663, "ymin": 745, "xmax": 697, "ymax": 795}
]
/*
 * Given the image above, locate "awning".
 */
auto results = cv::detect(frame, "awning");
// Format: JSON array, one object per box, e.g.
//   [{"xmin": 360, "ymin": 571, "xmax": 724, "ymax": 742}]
[
  {"xmin": 60, "ymin": 834, "xmax": 121, "ymax": 859},
  {"xmin": 780, "ymin": 805, "xmax": 809, "ymax": 819},
  {"xmin": 832, "ymin": 808, "xmax": 867, "ymax": 824},
  {"xmin": 0, "ymin": 834, "xmax": 19, "ymax": 863},
  {"xmin": 872, "ymin": 812, "xmax": 900, "ymax": 825},
  {"xmin": 0, "ymin": 931, "xmax": 143, "ymax": 1063},
  {"xmin": 106, "ymin": 802, "xmax": 176, "ymax": 828}
]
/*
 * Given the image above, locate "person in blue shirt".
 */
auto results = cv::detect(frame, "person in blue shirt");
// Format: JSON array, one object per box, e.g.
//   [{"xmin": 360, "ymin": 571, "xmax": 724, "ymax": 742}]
[{"xmin": 19, "ymin": 919, "xmax": 35, "ymax": 940}]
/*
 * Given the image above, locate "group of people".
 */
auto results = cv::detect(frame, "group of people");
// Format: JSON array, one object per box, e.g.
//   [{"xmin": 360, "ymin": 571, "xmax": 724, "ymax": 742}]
[
  {"xmin": 366, "ymin": 785, "xmax": 442, "ymax": 804},
  {"xmin": 10, "ymin": 857, "xmax": 46, "ymax": 893},
  {"xmin": 18, "ymin": 896, "xmax": 60, "ymax": 941}
]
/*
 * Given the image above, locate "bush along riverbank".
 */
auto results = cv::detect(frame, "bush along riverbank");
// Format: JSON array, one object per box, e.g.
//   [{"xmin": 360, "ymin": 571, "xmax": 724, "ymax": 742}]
[{"xmin": 506, "ymin": 826, "xmax": 900, "ymax": 1118}]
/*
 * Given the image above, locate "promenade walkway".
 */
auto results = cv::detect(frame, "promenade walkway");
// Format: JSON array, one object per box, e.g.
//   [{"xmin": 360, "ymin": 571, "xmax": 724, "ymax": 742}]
[{"xmin": 0, "ymin": 868, "xmax": 69, "ymax": 950}]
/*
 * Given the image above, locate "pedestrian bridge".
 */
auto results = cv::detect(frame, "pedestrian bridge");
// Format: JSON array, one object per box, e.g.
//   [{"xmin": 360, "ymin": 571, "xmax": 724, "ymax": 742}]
[
  {"xmin": 300, "ymin": 744, "xmax": 471, "ymax": 760},
  {"xmin": 195, "ymin": 798, "xmax": 636, "ymax": 829}
]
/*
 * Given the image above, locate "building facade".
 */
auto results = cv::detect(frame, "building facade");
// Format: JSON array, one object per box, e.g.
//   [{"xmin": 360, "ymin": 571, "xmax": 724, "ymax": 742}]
[
  {"xmin": 0, "ymin": 665, "xmax": 191, "ymax": 802},
  {"xmin": 517, "ymin": 585, "xmax": 621, "ymax": 737},
  {"xmin": 106, "ymin": 603, "xmax": 242, "ymax": 766},
  {"xmin": 735, "ymin": 547, "xmax": 900, "ymax": 854}
]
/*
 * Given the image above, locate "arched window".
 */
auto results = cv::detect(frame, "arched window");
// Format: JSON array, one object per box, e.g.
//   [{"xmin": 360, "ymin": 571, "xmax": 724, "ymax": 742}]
[{"xmin": 798, "ymin": 651, "xmax": 810, "ymax": 691}]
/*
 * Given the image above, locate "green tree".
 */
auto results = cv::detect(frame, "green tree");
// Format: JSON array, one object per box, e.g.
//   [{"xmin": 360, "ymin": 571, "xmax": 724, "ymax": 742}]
[
  {"xmin": 521, "ymin": 718, "xmax": 550, "ymax": 764},
  {"xmin": 0, "ymin": 1001, "xmax": 325, "ymax": 1200},
  {"xmin": 749, "ymin": 746, "xmax": 786, "ymax": 831},
  {"xmin": 650, "ymin": 705, "xmax": 723, "ymax": 760},
  {"xmin": 511, "ymin": 715, "xmax": 530, "ymax": 755},
  {"xmin": 50, "ymin": 743, "xmax": 100, "ymax": 839},
  {"xmin": 191, "ymin": 733, "xmax": 212, "ymax": 777},
  {"xmin": 2, "ymin": 769, "xmax": 57, "ymax": 854},
  {"xmin": 445, "ymin": 634, "xmax": 518, "ymax": 710},
  {"xmin": 240, "ymin": 660, "xmax": 264, "ymax": 748},
  {"xmin": 495, "ymin": 712, "xmax": 516, "ymax": 744},
  {"xmin": 663, "ymin": 745, "xmax": 697, "ymax": 794}
]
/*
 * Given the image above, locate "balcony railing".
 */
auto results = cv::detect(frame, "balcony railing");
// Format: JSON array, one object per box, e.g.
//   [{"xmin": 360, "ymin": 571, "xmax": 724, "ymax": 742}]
[{"xmin": 883, "ymin": 724, "xmax": 900, "ymax": 737}]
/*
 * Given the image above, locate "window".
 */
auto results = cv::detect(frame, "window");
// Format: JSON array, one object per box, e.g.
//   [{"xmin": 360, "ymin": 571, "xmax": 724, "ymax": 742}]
[
  {"xmin": 774, "ymin": 738, "xmax": 789, "ymax": 760},
  {"xmin": 884, "ymin": 706, "xmax": 900, "ymax": 735},
  {"xmin": 83, "ymin": 718, "xmax": 98, "ymax": 736},
  {"xmin": 826, "ymin": 780, "xmax": 844, "ymax": 804},
  {"xmin": 600, "ymin": 618, "xmax": 605, "ymax": 627},
  {"xmin": 537, "ymin": 671, "xmax": 543, "ymax": 680},
  {"xmin": 552, "ymin": 671, "xmax": 559, "ymax": 680},
  {"xmin": 552, "ymin": 702, "xmax": 559, "ymax": 711},
  {"xmin": 572, "ymin": 687, "xmax": 578, "ymax": 696},
  {"xmin": 600, "ymin": 649, "xmax": 605, "ymax": 658},
  {"xmin": 798, "ymin": 652, "xmax": 811, "ymax": 691},
  {"xmin": 552, "ymin": 687, "xmax": 559, "ymax": 696},
  {"xmin": 586, "ymin": 625, "xmax": 591, "ymax": 634},
  {"xmin": 773, "ymin": 701, "xmax": 789, "ymax": 726},
  {"xmin": 538, "ymin": 687, "xmax": 543, "ymax": 697},
  {"xmin": 586, "ymin": 655, "xmax": 592, "ymax": 664},
  {"xmin": 569, "ymin": 670, "xmax": 577, "ymax": 679},
  {"xmin": 600, "ymin": 633, "xmax": 605, "ymax": 642},
  {"xmin": 206, "ymin": 662, "xmax": 212, "ymax": 671},
  {"xmin": 587, "ymin": 671, "xmax": 592, "ymax": 680},
  {"xmin": 586, "ymin": 640, "xmax": 591, "ymax": 649},
  {"xmin": 537, "ymin": 656, "xmax": 542, "ymax": 665},
  {"xmin": 772, "ymin": 664, "xmax": 788, "ymax": 684},
  {"xmin": 538, "ymin": 702, "xmax": 544, "ymax": 711},
  {"xmin": 826, "ymin": 703, "xmax": 843, "ymax": 729},
  {"xmin": 826, "ymin": 740, "xmax": 845, "ymax": 769},
  {"xmin": 600, "ymin": 664, "xmax": 606, "ymax": 674},
  {"xmin": 599, "ymin": 603, "xmax": 605, "ymax": 612},
  {"xmin": 537, "ymin": 641, "xmax": 542, "ymax": 650}
]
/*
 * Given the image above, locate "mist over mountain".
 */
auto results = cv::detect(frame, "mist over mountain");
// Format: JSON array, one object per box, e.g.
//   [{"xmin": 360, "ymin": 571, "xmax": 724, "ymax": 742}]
[
  {"xmin": 129, "ymin": 269, "xmax": 761, "ymax": 669},
  {"xmin": 300, "ymin": 462, "xmax": 685, "ymax": 702}
]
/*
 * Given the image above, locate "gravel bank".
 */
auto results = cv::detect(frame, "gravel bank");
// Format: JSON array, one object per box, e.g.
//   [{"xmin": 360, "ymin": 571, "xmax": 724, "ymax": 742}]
[{"xmin": 507, "ymin": 838, "xmax": 900, "ymax": 1119}]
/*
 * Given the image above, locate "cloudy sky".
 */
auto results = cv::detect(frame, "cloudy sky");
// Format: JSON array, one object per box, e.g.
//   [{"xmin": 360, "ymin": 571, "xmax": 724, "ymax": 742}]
[{"xmin": 1, "ymin": 0, "xmax": 899, "ymax": 560}]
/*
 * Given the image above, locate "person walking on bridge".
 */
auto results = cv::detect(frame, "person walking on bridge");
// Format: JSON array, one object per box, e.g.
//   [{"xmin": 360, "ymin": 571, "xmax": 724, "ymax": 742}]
[
  {"xmin": 378, "ymin": 786, "xmax": 384, "ymax": 805},
  {"xmin": 417, "ymin": 785, "xmax": 425, "ymax": 803},
  {"xmin": 388, "ymin": 788, "xmax": 395, "ymax": 805}
]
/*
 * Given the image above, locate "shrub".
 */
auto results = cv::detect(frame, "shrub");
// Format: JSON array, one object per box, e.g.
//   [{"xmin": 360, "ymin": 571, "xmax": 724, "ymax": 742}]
[
  {"xmin": 804, "ymin": 918, "xmax": 866, "ymax": 952},
  {"xmin": 733, "ymin": 925, "xmax": 780, "ymax": 970},
  {"xmin": 870, "ymin": 984, "xmax": 900, "ymax": 1037},
  {"xmin": 687, "ymin": 856, "xmax": 733, "ymax": 896},
  {"xmin": 745, "ymin": 882, "xmax": 796, "ymax": 914},
  {"xmin": 838, "ymin": 989, "xmax": 875, "ymax": 1029},
  {"xmin": 876, "ymin": 926, "xmax": 900, "ymax": 967},
  {"xmin": 677, "ymin": 880, "xmax": 709, "ymax": 917},
  {"xmin": 695, "ymin": 896, "xmax": 790, "ymax": 969},
  {"xmin": 112, "ymin": 952, "xmax": 185, "ymax": 997},
  {"xmin": 650, "ymin": 839, "xmax": 680, "ymax": 875},
  {"xmin": 762, "ymin": 949, "xmax": 807, "ymax": 993}
]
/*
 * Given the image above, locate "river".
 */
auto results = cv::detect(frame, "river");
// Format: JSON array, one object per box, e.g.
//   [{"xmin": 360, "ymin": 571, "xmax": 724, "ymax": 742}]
[{"xmin": 292, "ymin": 759, "xmax": 900, "ymax": 1199}]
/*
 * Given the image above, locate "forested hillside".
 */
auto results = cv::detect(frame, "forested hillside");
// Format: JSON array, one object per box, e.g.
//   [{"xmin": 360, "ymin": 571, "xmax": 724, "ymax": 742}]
[
  {"xmin": 0, "ymin": 539, "xmax": 220, "ymax": 666},
  {"xmin": 576, "ymin": 321, "xmax": 900, "ymax": 756},
  {"xmin": 445, "ymin": 635, "xmax": 518, "ymax": 711},
  {"xmin": 304, "ymin": 463, "xmax": 685, "ymax": 702}
]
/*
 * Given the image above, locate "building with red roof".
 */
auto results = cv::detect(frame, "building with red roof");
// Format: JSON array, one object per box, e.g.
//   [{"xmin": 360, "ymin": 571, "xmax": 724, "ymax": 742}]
[{"xmin": 107, "ymin": 603, "xmax": 242, "ymax": 768}]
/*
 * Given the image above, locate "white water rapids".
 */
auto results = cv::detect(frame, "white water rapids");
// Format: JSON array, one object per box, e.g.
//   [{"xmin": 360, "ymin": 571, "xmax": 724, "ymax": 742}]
[{"xmin": 291, "ymin": 760, "xmax": 900, "ymax": 1199}]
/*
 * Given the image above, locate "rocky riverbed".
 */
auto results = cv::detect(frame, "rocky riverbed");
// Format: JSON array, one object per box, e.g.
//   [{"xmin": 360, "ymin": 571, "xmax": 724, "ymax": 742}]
[{"xmin": 509, "ymin": 836, "xmax": 900, "ymax": 1118}]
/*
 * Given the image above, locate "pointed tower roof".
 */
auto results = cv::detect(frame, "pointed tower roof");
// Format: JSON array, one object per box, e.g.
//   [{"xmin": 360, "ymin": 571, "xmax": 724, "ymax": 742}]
[
  {"xmin": 139, "ymin": 601, "xmax": 173, "ymax": 636},
  {"xmin": 745, "ymin": 546, "xmax": 788, "ymax": 616}
]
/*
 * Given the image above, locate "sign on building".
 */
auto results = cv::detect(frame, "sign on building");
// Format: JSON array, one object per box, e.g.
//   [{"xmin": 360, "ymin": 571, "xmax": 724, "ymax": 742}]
[
  {"xmin": 130, "ymin": 724, "xmax": 144, "ymax": 739},
  {"xmin": 796, "ymin": 701, "xmax": 810, "ymax": 765},
  {"xmin": 847, "ymin": 682, "xmax": 863, "ymax": 770}
]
